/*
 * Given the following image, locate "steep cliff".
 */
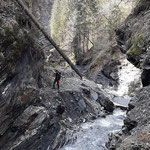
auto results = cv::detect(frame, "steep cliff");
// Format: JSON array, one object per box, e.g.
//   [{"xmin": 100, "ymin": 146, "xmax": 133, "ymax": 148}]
[
  {"xmin": 0, "ymin": 0, "xmax": 44, "ymax": 145},
  {"xmin": 0, "ymin": 1, "xmax": 116, "ymax": 149},
  {"xmin": 116, "ymin": 0, "xmax": 150, "ymax": 86},
  {"xmin": 107, "ymin": 1, "xmax": 150, "ymax": 149}
]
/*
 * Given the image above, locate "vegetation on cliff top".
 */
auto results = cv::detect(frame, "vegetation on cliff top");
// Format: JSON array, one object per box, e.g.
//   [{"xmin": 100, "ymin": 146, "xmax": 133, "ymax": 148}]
[
  {"xmin": 127, "ymin": 33, "xmax": 146, "ymax": 57},
  {"xmin": 50, "ymin": 0, "xmax": 136, "ymax": 65}
]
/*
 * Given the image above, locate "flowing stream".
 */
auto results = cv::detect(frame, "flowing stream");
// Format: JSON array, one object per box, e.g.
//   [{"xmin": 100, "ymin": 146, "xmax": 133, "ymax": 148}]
[
  {"xmin": 60, "ymin": 109, "xmax": 126, "ymax": 150},
  {"xmin": 59, "ymin": 59, "xmax": 141, "ymax": 150}
]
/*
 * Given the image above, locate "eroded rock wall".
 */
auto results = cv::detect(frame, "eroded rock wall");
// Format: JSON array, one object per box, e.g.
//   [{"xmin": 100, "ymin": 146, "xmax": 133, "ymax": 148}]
[
  {"xmin": 29, "ymin": 0, "xmax": 55, "ymax": 54},
  {"xmin": 0, "ymin": 0, "xmax": 44, "ymax": 149},
  {"xmin": 108, "ymin": 86, "xmax": 150, "ymax": 150},
  {"xmin": 0, "ymin": 1, "xmax": 115, "ymax": 149},
  {"xmin": 108, "ymin": 1, "xmax": 150, "ymax": 149},
  {"xmin": 0, "ymin": 0, "xmax": 45, "ymax": 128},
  {"xmin": 116, "ymin": 0, "xmax": 150, "ymax": 88},
  {"xmin": 116, "ymin": 0, "xmax": 150, "ymax": 68}
]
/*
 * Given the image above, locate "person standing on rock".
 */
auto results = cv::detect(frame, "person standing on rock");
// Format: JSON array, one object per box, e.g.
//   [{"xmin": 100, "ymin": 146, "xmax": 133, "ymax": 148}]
[{"xmin": 53, "ymin": 70, "xmax": 61, "ymax": 90}]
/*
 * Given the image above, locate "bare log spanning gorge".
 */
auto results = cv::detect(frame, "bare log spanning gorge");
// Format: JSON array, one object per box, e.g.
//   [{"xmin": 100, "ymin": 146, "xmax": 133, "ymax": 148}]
[{"xmin": 15, "ymin": 0, "xmax": 82, "ymax": 79}]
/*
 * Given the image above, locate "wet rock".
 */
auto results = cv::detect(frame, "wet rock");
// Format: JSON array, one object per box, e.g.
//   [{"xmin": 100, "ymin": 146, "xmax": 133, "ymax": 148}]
[
  {"xmin": 123, "ymin": 118, "xmax": 137, "ymax": 132},
  {"xmin": 98, "ymin": 111, "xmax": 106, "ymax": 118},
  {"xmin": 110, "ymin": 86, "xmax": 150, "ymax": 149},
  {"xmin": 111, "ymin": 2, "xmax": 150, "ymax": 148},
  {"xmin": 96, "ymin": 61, "xmax": 120, "ymax": 88},
  {"xmin": 0, "ymin": 1, "xmax": 53, "ymax": 149},
  {"xmin": 106, "ymin": 132, "xmax": 122, "ymax": 150},
  {"xmin": 128, "ymin": 102, "xmax": 135, "ymax": 111},
  {"xmin": 82, "ymin": 88, "xmax": 90, "ymax": 96},
  {"xmin": 116, "ymin": 0, "xmax": 150, "ymax": 69},
  {"xmin": 98, "ymin": 93, "xmax": 114, "ymax": 113},
  {"xmin": 78, "ymin": 99, "xmax": 86, "ymax": 111},
  {"xmin": 112, "ymin": 96, "xmax": 130, "ymax": 108},
  {"xmin": 132, "ymin": 144, "xmax": 142, "ymax": 150},
  {"xmin": 141, "ymin": 69, "xmax": 150, "ymax": 87},
  {"xmin": 90, "ymin": 115, "xmax": 97, "ymax": 120},
  {"xmin": 13, "ymin": 105, "xmax": 48, "ymax": 129},
  {"xmin": 115, "ymin": 105, "xmax": 127, "ymax": 111},
  {"xmin": 90, "ymin": 91, "xmax": 98, "ymax": 101}
]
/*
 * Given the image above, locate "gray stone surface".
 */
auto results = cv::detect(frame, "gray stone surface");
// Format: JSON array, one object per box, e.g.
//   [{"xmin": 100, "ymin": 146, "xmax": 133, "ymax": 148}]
[
  {"xmin": 0, "ymin": 5, "xmax": 114, "ymax": 146},
  {"xmin": 112, "ymin": 86, "xmax": 150, "ymax": 150},
  {"xmin": 108, "ymin": 1, "xmax": 150, "ymax": 149},
  {"xmin": 116, "ymin": 0, "xmax": 150, "ymax": 70},
  {"xmin": 0, "ymin": 1, "xmax": 138, "ymax": 150}
]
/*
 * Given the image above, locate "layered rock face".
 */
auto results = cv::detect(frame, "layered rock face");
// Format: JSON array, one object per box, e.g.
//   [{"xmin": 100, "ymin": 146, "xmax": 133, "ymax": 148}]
[
  {"xmin": 31, "ymin": 0, "xmax": 54, "ymax": 31},
  {"xmin": 116, "ymin": 0, "xmax": 150, "ymax": 87},
  {"xmin": 108, "ymin": 86, "xmax": 150, "ymax": 150},
  {"xmin": 28, "ymin": 0, "xmax": 55, "ymax": 54},
  {"xmin": 108, "ymin": 1, "xmax": 150, "ymax": 149},
  {"xmin": 0, "ymin": 1, "xmax": 115, "ymax": 149},
  {"xmin": 0, "ymin": 0, "xmax": 44, "ymax": 146}
]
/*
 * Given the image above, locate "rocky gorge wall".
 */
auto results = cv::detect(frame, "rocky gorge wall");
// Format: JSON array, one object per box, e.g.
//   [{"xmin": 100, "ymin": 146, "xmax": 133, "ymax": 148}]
[
  {"xmin": 0, "ymin": 0, "xmax": 52, "ymax": 149},
  {"xmin": 1, "ymin": 0, "xmax": 147, "ymax": 149},
  {"xmin": 0, "ymin": 1, "xmax": 117, "ymax": 150},
  {"xmin": 0, "ymin": 0, "xmax": 44, "ymax": 143},
  {"xmin": 116, "ymin": 0, "xmax": 150, "ymax": 86},
  {"xmin": 108, "ymin": 0, "xmax": 150, "ymax": 149},
  {"xmin": 26, "ymin": 0, "xmax": 55, "ymax": 55}
]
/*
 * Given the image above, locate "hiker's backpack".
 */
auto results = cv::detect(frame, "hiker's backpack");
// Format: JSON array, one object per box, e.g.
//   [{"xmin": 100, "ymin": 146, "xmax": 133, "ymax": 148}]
[{"xmin": 56, "ymin": 104, "xmax": 65, "ymax": 115}]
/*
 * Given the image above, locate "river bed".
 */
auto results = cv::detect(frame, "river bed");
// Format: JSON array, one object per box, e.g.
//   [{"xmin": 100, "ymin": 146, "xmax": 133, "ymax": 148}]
[
  {"xmin": 59, "ymin": 59, "xmax": 141, "ymax": 150},
  {"xmin": 59, "ymin": 109, "xmax": 126, "ymax": 150}
]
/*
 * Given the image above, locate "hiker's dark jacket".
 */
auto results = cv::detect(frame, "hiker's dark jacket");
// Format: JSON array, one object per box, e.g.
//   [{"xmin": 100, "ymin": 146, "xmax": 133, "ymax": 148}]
[{"xmin": 55, "ymin": 72, "xmax": 61, "ymax": 81}]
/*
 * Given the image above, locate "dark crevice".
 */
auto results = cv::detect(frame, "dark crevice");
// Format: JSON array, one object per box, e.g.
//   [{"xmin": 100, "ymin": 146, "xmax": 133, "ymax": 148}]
[{"xmin": 141, "ymin": 69, "xmax": 150, "ymax": 87}]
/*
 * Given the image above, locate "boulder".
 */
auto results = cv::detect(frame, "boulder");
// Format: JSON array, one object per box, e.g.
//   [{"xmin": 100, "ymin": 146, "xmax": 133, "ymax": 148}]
[
  {"xmin": 78, "ymin": 99, "xmax": 86, "ymax": 111},
  {"xmin": 90, "ymin": 91, "xmax": 98, "ymax": 101},
  {"xmin": 98, "ymin": 93, "xmax": 114, "ymax": 113}
]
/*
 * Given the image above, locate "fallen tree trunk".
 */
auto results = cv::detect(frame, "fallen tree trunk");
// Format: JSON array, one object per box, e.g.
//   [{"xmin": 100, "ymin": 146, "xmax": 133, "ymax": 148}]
[{"xmin": 15, "ymin": 0, "xmax": 82, "ymax": 79}]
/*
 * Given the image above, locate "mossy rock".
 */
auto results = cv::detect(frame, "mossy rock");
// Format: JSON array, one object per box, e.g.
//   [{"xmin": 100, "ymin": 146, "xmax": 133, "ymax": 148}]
[
  {"xmin": 126, "ymin": 45, "xmax": 142, "ymax": 56},
  {"xmin": 7, "ymin": 40, "xmax": 29, "ymax": 62},
  {"xmin": 3, "ymin": 26, "xmax": 11, "ymax": 32},
  {"xmin": 2, "ymin": 35, "xmax": 15, "ymax": 48},
  {"xmin": 89, "ymin": 56, "xmax": 103, "ymax": 76},
  {"xmin": 1, "ymin": 25, "xmax": 30, "ymax": 63},
  {"xmin": 44, "ymin": 61, "xmax": 58, "ymax": 67},
  {"xmin": 126, "ymin": 33, "xmax": 146, "ymax": 56},
  {"xmin": 90, "ymin": 56, "xmax": 101, "ymax": 70},
  {"xmin": 1, "ymin": 26, "xmax": 16, "ymax": 48}
]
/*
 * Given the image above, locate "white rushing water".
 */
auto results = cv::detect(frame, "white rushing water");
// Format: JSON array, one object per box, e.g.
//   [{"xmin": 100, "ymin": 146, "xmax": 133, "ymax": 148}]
[
  {"xmin": 59, "ymin": 58, "xmax": 141, "ymax": 150},
  {"xmin": 117, "ymin": 59, "xmax": 141, "ymax": 96},
  {"xmin": 59, "ymin": 109, "xmax": 126, "ymax": 150}
]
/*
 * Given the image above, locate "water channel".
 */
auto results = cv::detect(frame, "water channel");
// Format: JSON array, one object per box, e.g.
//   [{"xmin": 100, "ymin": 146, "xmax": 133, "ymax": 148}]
[{"xmin": 59, "ymin": 59, "xmax": 141, "ymax": 150}]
